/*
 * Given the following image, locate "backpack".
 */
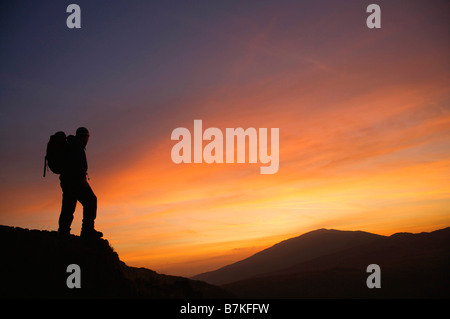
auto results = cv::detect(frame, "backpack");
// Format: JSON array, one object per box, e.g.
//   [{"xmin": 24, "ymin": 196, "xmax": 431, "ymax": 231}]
[{"xmin": 43, "ymin": 131, "xmax": 67, "ymax": 177}]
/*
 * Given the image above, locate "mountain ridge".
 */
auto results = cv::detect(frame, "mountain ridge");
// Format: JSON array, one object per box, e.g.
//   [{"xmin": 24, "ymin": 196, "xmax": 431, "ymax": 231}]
[
  {"xmin": 0, "ymin": 225, "xmax": 233, "ymax": 298},
  {"xmin": 192, "ymin": 228, "xmax": 384, "ymax": 285},
  {"xmin": 4, "ymin": 224, "xmax": 448, "ymax": 299},
  {"xmin": 219, "ymin": 227, "xmax": 450, "ymax": 298}
]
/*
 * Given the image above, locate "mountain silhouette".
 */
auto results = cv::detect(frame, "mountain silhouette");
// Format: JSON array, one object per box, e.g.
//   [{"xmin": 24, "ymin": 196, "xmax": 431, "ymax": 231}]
[
  {"xmin": 193, "ymin": 227, "xmax": 450, "ymax": 298},
  {"xmin": 192, "ymin": 229, "xmax": 383, "ymax": 285},
  {"xmin": 5, "ymin": 224, "xmax": 448, "ymax": 299},
  {"xmin": 0, "ymin": 225, "xmax": 233, "ymax": 298}
]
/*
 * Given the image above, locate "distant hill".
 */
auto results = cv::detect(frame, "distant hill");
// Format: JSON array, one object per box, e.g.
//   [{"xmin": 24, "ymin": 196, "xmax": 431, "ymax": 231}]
[
  {"xmin": 192, "ymin": 229, "xmax": 383, "ymax": 285},
  {"xmin": 0, "ymin": 225, "xmax": 233, "ymax": 298},
  {"xmin": 193, "ymin": 228, "xmax": 450, "ymax": 298}
]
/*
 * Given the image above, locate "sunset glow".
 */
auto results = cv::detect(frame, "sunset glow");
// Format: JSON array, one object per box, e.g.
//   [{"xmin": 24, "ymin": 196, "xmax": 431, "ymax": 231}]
[{"xmin": 0, "ymin": 1, "xmax": 449, "ymax": 277}]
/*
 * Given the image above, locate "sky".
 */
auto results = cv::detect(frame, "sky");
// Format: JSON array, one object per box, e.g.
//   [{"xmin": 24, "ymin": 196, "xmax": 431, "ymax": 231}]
[{"xmin": 0, "ymin": 0, "xmax": 449, "ymax": 277}]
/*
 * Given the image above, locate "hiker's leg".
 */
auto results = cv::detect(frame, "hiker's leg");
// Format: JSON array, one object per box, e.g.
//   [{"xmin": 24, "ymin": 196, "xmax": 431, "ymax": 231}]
[
  {"xmin": 78, "ymin": 181, "xmax": 97, "ymax": 231},
  {"xmin": 59, "ymin": 182, "xmax": 77, "ymax": 234}
]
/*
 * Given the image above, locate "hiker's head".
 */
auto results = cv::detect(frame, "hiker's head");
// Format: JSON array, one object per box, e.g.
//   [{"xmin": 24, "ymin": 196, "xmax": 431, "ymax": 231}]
[{"xmin": 76, "ymin": 127, "xmax": 90, "ymax": 147}]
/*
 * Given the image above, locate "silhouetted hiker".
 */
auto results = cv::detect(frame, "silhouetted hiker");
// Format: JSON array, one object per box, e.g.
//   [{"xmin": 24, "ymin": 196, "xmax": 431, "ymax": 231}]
[{"xmin": 58, "ymin": 127, "xmax": 103, "ymax": 239}]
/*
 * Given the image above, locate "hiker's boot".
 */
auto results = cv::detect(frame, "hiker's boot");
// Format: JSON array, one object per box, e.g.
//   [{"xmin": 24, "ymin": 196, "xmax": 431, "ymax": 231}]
[
  {"xmin": 81, "ymin": 219, "xmax": 103, "ymax": 239},
  {"xmin": 81, "ymin": 228, "xmax": 103, "ymax": 240}
]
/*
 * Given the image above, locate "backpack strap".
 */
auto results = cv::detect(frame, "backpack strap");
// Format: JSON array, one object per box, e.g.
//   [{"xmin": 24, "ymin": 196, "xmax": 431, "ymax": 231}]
[{"xmin": 43, "ymin": 155, "xmax": 47, "ymax": 177}]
